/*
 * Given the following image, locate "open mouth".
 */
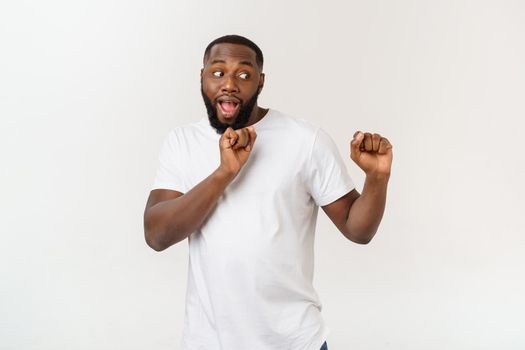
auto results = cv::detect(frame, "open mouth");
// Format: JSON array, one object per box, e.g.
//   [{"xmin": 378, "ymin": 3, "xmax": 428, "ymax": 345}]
[{"xmin": 217, "ymin": 100, "xmax": 240, "ymax": 119}]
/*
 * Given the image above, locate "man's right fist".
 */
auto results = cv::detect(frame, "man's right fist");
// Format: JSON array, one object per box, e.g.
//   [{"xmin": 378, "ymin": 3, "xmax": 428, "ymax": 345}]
[
  {"xmin": 218, "ymin": 126, "xmax": 257, "ymax": 178},
  {"xmin": 221, "ymin": 127, "xmax": 256, "ymax": 152},
  {"xmin": 231, "ymin": 127, "xmax": 251, "ymax": 150}
]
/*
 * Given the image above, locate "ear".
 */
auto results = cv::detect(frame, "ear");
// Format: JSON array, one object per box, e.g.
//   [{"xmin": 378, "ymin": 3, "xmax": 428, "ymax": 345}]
[
  {"xmin": 200, "ymin": 68, "xmax": 204, "ymax": 79},
  {"xmin": 258, "ymin": 73, "xmax": 265, "ymax": 93}
]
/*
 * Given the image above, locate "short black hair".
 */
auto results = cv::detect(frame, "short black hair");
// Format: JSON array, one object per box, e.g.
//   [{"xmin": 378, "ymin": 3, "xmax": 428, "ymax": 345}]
[{"xmin": 203, "ymin": 34, "xmax": 264, "ymax": 69}]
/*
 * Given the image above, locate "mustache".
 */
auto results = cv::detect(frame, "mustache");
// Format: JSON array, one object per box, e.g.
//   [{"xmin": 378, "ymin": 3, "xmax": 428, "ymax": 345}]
[{"xmin": 201, "ymin": 86, "xmax": 259, "ymax": 134}]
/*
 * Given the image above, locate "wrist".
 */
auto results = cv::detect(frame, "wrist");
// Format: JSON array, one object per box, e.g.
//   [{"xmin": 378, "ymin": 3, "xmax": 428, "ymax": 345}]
[
  {"xmin": 364, "ymin": 171, "xmax": 390, "ymax": 184},
  {"xmin": 215, "ymin": 166, "xmax": 237, "ymax": 183}
]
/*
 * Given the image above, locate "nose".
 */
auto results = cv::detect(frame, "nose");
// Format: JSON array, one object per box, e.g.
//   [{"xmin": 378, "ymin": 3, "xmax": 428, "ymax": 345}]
[{"xmin": 221, "ymin": 74, "xmax": 239, "ymax": 94}]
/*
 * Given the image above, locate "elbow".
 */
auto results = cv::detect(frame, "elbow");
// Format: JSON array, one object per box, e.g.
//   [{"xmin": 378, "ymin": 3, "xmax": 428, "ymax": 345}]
[
  {"xmin": 344, "ymin": 229, "xmax": 375, "ymax": 245},
  {"xmin": 144, "ymin": 222, "xmax": 187, "ymax": 252},
  {"xmin": 143, "ymin": 211, "xmax": 191, "ymax": 251},
  {"xmin": 350, "ymin": 236, "xmax": 373, "ymax": 245},
  {"xmin": 143, "ymin": 212, "xmax": 169, "ymax": 252},
  {"xmin": 148, "ymin": 241, "xmax": 166, "ymax": 252},
  {"xmin": 144, "ymin": 230, "xmax": 167, "ymax": 252},
  {"xmin": 143, "ymin": 218, "xmax": 168, "ymax": 252}
]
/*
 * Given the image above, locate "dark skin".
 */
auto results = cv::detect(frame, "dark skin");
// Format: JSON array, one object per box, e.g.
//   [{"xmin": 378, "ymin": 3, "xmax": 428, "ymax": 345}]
[{"xmin": 143, "ymin": 43, "xmax": 393, "ymax": 251}]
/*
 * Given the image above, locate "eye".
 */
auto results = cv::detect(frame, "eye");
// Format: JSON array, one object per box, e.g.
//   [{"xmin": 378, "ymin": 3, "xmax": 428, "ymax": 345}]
[
  {"xmin": 239, "ymin": 72, "xmax": 249, "ymax": 80},
  {"xmin": 213, "ymin": 71, "xmax": 223, "ymax": 77}
]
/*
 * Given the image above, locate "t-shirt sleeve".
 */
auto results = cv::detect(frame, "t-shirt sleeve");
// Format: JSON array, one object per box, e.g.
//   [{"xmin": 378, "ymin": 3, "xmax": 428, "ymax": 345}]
[
  {"xmin": 305, "ymin": 128, "xmax": 355, "ymax": 206},
  {"xmin": 152, "ymin": 130, "xmax": 185, "ymax": 192}
]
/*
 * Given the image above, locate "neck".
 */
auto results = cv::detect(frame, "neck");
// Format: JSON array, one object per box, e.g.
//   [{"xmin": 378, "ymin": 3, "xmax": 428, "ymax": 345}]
[{"xmin": 247, "ymin": 106, "xmax": 269, "ymax": 126}]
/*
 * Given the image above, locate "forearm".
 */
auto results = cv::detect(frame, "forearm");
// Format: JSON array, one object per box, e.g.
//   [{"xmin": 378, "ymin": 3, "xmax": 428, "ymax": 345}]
[
  {"xmin": 144, "ymin": 167, "xmax": 234, "ymax": 251},
  {"xmin": 345, "ymin": 174, "xmax": 389, "ymax": 244}
]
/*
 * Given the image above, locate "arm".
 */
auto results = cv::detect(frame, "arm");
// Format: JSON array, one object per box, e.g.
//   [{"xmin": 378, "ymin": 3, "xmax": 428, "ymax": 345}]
[
  {"xmin": 322, "ymin": 131, "xmax": 392, "ymax": 244},
  {"xmin": 143, "ymin": 127, "xmax": 256, "ymax": 251}
]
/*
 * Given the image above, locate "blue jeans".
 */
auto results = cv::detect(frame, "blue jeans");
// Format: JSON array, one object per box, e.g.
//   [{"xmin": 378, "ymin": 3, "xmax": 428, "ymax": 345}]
[{"xmin": 320, "ymin": 341, "xmax": 328, "ymax": 350}]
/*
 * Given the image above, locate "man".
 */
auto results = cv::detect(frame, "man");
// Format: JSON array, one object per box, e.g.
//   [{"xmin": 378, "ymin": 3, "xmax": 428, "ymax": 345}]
[{"xmin": 144, "ymin": 35, "xmax": 392, "ymax": 350}]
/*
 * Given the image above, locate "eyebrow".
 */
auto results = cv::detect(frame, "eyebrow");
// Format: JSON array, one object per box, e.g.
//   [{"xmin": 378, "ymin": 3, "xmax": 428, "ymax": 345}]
[
  {"xmin": 209, "ymin": 59, "xmax": 254, "ymax": 67},
  {"xmin": 239, "ymin": 60, "xmax": 254, "ymax": 67}
]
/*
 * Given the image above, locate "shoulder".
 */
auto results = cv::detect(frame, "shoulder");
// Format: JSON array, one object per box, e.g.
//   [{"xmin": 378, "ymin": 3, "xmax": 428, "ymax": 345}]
[
  {"xmin": 267, "ymin": 110, "xmax": 341, "ymax": 156},
  {"xmin": 264, "ymin": 109, "xmax": 321, "ymax": 140},
  {"xmin": 165, "ymin": 118, "xmax": 216, "ymax": 144}
]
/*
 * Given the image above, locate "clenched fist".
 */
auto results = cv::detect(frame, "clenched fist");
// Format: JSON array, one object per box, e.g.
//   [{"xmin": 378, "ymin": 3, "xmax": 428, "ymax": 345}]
[
  {"xmin": 350, "ymin": 131, "xmax": 393, "ymax": 177},
  {"xmin": 218, "ymin": 126, "xmax": 257, "ymax": 178}
]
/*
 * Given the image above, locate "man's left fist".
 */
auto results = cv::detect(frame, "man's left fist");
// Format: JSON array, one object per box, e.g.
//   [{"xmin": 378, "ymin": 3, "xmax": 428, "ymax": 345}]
[{"xmin": 350, "ymin": 131, "xmax": 393, "ymax": 177}]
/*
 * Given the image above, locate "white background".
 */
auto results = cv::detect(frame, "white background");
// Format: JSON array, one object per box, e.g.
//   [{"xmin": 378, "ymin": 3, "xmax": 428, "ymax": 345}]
[{"xmin": 1, "ymin": 0, "xmax": 524, "ymax": 349}]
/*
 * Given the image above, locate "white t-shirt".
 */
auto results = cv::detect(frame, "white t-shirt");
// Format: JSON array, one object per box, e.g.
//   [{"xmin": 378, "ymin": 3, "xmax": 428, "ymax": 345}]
[{"xmin": 153, "ymin": 109, "xmax": 355, "ymax": 350}]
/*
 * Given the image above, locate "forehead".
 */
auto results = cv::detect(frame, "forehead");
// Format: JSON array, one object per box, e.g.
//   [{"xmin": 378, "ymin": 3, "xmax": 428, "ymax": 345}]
[{"xmin": 205, "ymin": 43, "xmax": 258, "ymax": 67}]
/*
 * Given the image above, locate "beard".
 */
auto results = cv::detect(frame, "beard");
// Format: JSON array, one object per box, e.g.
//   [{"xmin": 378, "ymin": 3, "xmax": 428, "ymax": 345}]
[{"xmin": 201, "ymin": 85, "xmax": 260, "ymax": 134}]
